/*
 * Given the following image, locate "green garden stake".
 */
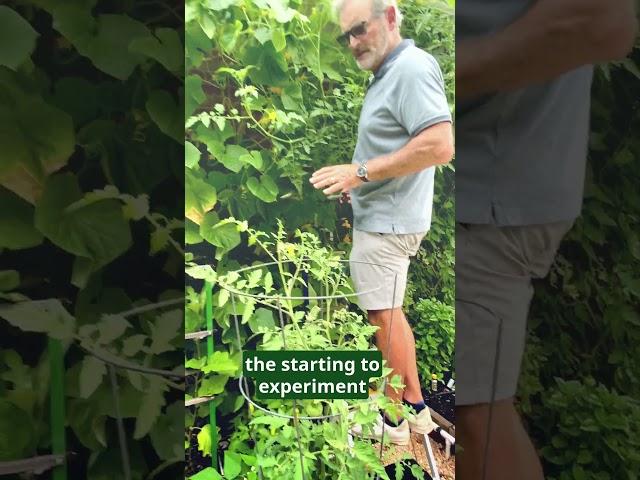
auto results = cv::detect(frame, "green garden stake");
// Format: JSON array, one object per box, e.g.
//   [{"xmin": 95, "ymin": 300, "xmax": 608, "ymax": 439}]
[
  {"xmin": 205, "ymin": 281, "xmax": 218, "ymax": 469},
  {"xmin": 49, "ymin": 338, "xmax": 67, "ymax": 480}
]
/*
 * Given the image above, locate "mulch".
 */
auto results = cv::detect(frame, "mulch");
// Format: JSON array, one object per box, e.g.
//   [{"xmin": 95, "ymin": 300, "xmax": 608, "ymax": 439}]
[{"xmin": 380, "ymin": 433, "xmax": 455, "ymax": 480}]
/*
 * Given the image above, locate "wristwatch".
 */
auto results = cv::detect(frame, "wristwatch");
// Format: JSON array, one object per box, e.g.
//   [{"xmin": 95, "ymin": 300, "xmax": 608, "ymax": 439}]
[{"xmin": 356, "ymin": 162, "xmax": 369, "ymax": 182}]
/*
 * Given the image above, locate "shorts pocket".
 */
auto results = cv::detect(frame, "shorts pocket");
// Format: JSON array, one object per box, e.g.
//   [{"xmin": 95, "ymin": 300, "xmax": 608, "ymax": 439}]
[{"xmin": 393, "ymin": 233, "xmax": 425, "ymax": 256}]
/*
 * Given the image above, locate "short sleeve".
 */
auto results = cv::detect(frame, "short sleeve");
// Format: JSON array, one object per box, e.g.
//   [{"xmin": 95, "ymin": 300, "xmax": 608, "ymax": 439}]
[{"xmin": 391, "ymin": 53, "xmax": 452, "ymax": 137}]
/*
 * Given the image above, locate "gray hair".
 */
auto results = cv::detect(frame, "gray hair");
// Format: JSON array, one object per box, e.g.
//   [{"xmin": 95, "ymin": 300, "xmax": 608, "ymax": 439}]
[{"xmin": 333, "ymin": 0, "xmax": 403, "ymax": 27}]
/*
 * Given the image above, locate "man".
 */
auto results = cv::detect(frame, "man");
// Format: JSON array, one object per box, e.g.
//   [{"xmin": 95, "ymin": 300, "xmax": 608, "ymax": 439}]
[
  {"xmin": 310, "ymin": 0, "xmax": 453, "ymax": 445},
  {"xmin": 456, "ymin": 0, "xmax": 637, "ymax": 478}
]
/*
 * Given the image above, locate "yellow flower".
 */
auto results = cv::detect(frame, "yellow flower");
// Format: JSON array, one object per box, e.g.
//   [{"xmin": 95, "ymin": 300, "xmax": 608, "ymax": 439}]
[{"xmin": 259, "ymin": 110, "xmax": 277, "ymax": 127}]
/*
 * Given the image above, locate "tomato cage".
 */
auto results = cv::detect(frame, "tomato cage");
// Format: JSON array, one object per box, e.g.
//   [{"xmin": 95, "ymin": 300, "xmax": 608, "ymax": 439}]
[{"xmin": 187, "ymin": 257, "xmax": 445, "ymax": 480}]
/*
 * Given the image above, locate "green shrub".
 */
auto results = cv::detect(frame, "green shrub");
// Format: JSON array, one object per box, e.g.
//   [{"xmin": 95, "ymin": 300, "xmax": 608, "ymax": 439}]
[
  {"xmin": 411, "ymin": 298, "xmax": 454, "ymax": 382},
  {"xmin": 533, "ymin": 378, "xmax": 640, "ymax": 480},
  {"xmin": 523, "ymin": 49, "xmax": 640, "ymax": 477}
]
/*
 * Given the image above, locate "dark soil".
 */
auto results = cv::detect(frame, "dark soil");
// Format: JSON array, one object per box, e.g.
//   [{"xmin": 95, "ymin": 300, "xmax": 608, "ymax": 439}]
[{"xmin": 424, "ymin": 387, "xmax": 454, "ymax": 424}]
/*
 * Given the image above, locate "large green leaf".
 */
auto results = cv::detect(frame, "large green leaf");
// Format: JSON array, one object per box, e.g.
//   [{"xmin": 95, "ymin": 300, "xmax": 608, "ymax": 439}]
[
  {"xmin": 185, "ymin": 74, "xmax": 206, "ymax": 118},
  {"xmin": 67, "ymin": 399, "xmax": 107, "ymax": 451},
  {"xmin": 219, "ymin": 144, "xmax": 249, "ymax": 173},
  {"xmin": 186, "ymin": 169, "xmax": 217, "ymax": 224},
  {"xmin": 224, "ymin": 451, "xmax": 242, "ymax": 480},
  {"xmin": 0, "ymin": 399, "xmax": 34, "ymax": 460},
  {"xmin": 0, "ymin": 299, "xmax": 76, "ymax": 340},
  {"xmin": 150, "ymin": 402, "xmax": 183, "ymax": 461},
  {"xmin": 34, "ymin": 174, "xmax": 132, "ymax": 271},
  {"xmin": 185, "ymin": 141, "xmax": 201, "ymax": 168},
  {"xmin": 186, "ymin": 218, "xmax": 204, "ymax": 244},
  {"xmin": 42, "ymin": 4, "xmax": 149, "ymax": 80},
  {"xmin": 0, "ymin": 187, "xmax": 44, "ymax": 249},
  {"xmin": 79, "ymin": 355, "xmax": 106, "ymax": 399},
  {"xmin": 0, "ymin": 72, "xmax": 75, "ymax": 203},
  {"xmin": 248, "ymin": 307, "xmax": 276, "ymax": 334},
  {"xmin": 196, "ymin": 425, "xmax": 213, "ymax": 457},
  {"xmin": 0, "ymin": 6, "xmax": 39, "ymax": 70},
  {"xmin": 189, "ymin": 467, "xmax": 223, "ymax": 480},
  {"xmin": 80, "ymin": 14, "xmax": 150, "ymax": 80},
  {"xmin": 200, "ymin": 218, "xmax": 241, "ymax": 253},
  {"xmin": 185, "ymin": 22, "xmax": 212, "ymax": 70},
  {"xmin": 129, "ymin": 27, "xmax": 183, "ymax": 73},
  {"xmin": 134, "ymin": 376, "xmax": 167, "ymax": 439},
  {"xmin": 246, "ymin": 175, "xmax": 278, "ymax": 203},
  {"xmin": 198, "ymin": 375, "xmax": 229, "ymax": 396},
  {"xmin": 202, "ymin": 351, "xmax": 239, "ymax": 375},
  {"xmin": 97, "ymin": 314, "xmax": 130, "ymax": 344},
  {"xmin": 146, "ymin": 89, "xmax": 183, "ymax": 143},
  {"xmin": 272, "ymin": 28, "xmax": 286, "ymax": 52},
  {"xmin": 149, "ymin": 309, "xmax": 182, "ymax": 354},
  {"xmin": 243, "ymin": 43, "xmax": 288, "ymax": 86},
  {"xmin": 240, "ymin": 150, "xmax": 264, "ymax": 171}
]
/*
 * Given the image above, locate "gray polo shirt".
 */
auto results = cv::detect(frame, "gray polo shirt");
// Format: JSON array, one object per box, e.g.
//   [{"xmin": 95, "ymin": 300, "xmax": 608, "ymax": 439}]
[
  {"xmin": 350, "ymin": 39, "xmax": 452, "ymax": 234},
  {"xmin": 457, "ymin": 0, "xmax": 594, "ymax": 225}
]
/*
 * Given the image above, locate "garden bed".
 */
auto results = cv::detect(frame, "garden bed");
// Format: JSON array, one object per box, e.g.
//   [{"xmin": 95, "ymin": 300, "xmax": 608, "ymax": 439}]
[{"xmin": 381, "ymin": 434, "xmax": 454, "ymax": 480}]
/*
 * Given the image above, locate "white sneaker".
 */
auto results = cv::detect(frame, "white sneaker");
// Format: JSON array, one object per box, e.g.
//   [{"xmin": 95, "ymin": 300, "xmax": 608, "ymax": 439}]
[
  {"xmin": 349, "ymin": 413, "xmax": 411, "ymax": 446},
  {"xmin": 407, "ymin": 407, "xmax": 437, "ymax": 435}
]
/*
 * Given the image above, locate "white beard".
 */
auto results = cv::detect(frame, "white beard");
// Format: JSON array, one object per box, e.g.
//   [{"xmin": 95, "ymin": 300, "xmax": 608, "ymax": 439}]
[{"xmin": 355, "ymin": 31, "xmax": 389, "ymax": 71}]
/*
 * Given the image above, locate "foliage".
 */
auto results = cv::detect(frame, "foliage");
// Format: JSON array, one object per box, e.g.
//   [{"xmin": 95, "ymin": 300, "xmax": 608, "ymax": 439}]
[
  {"xmin": 532, "ymin": 379, "xmax": 640, "ymax": 480},
  {"xmin": 187, "ymin": 224, "xmax": 404, "ymax": 479},
  {"xmin": 412, "ymin": 298, "xmax": 454, "ymax": 382},
  {"xmin": 521, "ymin": 46, "xmax": 640, "ymax": 476},
  {"xmin": 185, "ymin": 0, "xmax": 366, "ymax": 241},
  {"xmin": 185, "ymin": 0, "xmax": 454, "ymax": 477},
  {"xmin": 404, "ymin": 0, "xmax": 455, "ymax": 309},
  {"xmin": 185, "ymin": 0, "xmax": 454, "ymax": 255},
  {"xmin": 0, "ymin": 1, "xmax": 183, "ymax": 478}
]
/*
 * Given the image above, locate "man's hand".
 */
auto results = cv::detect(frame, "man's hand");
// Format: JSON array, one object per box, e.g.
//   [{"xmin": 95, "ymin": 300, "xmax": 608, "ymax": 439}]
[
  {"xmin": 457, "ymin": 0, "xmax": 637, "ymax": 100},
  {"xmin": 310, "ymin": 164, "xmax": 362, "ymax": 196}
]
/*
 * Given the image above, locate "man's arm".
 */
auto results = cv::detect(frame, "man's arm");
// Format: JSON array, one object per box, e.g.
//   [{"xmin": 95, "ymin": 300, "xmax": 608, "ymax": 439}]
[
  {"xmin": 366, "ymin": 121, "xmax": 453, "ymax": 181},
  {"xmin": 310, "ymin": 121, "xmax": 453, "ymax": 195},
  {"xmin": 458, "ymin": 0, "xmax": 638, "ymax": 101}
]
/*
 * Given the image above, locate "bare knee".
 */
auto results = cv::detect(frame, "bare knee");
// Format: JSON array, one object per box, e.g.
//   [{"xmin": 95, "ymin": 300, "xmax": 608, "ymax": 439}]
[
  {"xmin": 457, "ymin": 398, "xmax": 517, "ymax": 443},
  {"xmin": 367, "ymin": 308, "xmax": 402, "ymax": 326}
]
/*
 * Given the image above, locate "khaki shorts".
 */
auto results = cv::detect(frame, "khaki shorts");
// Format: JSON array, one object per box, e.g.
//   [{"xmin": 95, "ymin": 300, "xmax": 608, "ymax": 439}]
[
  {"xmin": 455, "ymin": 221, "xmax": 573, "ymax": 405},
  {"xmin": 349, "ymin": 229, "xmax": 426, "ymax": 311}
]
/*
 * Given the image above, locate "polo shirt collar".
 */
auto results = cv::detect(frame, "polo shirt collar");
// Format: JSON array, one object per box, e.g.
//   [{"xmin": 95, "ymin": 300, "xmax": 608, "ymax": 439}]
[{"xmin": 372, "ymin": 38, "xmax": 414, "ymax": 82}]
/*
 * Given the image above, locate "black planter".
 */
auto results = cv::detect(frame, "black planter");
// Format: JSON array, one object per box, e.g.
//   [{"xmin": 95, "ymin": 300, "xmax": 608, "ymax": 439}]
[{"xmin": 424, "ymin": 382, "xmax": 455, "ymax": 424}]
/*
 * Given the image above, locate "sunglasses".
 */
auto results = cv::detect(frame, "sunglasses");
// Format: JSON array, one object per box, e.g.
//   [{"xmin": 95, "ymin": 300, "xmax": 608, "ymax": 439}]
[{"xmin": 337, "ymin": 20, "xmax": 369, "ymax": 46}]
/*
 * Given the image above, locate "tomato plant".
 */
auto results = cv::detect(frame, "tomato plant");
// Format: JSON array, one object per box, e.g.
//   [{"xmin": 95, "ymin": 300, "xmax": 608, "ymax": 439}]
[{"xmin": 185, "ymin": 0, "xmax": 455, "ymax": 478}]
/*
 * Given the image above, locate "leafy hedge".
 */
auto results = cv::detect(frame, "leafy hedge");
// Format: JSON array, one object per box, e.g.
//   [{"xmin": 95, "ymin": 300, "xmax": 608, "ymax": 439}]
[{"xmin": 520, "ymin": 47, "xmax": 640, "ymax": 476}]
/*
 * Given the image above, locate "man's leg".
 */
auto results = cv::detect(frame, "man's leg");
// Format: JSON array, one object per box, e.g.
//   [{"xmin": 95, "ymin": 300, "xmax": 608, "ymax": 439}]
[
  {"xmin": 457, "ymin": 399, "xmax": 544, "ymax": 480},
  {"xmin": 349, "ymin": 229, "xmax": 428, "ymax": 433},
  {"xmin": 455, "ymin": 221, "xmax": 572, "ymax": 479},
  {"xmin": 368, "ymin": 307, "xmax": 423, "ymax": 404}
]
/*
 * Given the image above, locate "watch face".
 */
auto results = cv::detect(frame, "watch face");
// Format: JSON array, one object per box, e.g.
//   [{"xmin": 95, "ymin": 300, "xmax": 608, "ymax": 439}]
[{"xmin": 357, "ymin": 165, "xmax": 366, "ymax": 177}]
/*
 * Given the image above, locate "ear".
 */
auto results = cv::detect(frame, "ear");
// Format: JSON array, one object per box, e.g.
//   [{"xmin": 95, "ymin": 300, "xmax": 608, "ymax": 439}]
[{"xmin": 385, "ymin": 5, "xmax": 396, "ymax": 30}]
